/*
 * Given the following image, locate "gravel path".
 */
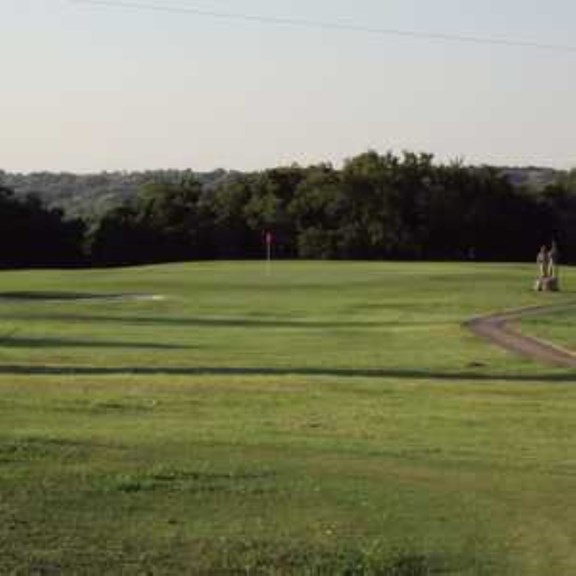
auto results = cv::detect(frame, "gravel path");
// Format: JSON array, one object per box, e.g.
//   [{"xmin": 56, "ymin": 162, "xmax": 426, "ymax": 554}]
[{"xmin": 465, "ymin": 304, "xmax": 576, "ymax": 368}]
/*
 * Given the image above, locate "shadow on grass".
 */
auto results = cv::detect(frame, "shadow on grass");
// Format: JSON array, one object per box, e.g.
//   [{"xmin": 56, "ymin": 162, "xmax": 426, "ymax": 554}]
[
  {"xmin": 0, "ymin": 363, "xmax": 573, "ymax": 382},
  {"xmin": 0, "ymin": 336, "xmax": 194, "ymax": 350},
  {"xmin": 0, "ymin": 291, "xmax": 137, "ymax": 301},
  {"xmin": 0, "ymin": 312, "xmax": 440, "ymax": 330}
]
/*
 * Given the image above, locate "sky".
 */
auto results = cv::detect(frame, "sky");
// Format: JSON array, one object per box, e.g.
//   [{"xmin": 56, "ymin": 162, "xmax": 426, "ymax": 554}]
[{"xmin": 1, "ymin": 0, "xmax": 576, "ymax": 173}]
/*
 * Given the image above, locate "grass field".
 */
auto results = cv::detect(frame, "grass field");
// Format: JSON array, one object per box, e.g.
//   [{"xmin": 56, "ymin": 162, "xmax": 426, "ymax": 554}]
[
  {"xmin": 0, "ymin": 262, "xmax": 575, "ymax": 574},
  {"xmin": 520, "ymin": 307, "xmax": 576, "ymax": 354}
]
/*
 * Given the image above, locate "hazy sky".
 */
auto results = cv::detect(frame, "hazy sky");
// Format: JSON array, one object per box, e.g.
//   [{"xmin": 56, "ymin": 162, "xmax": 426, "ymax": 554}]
[{"xmin": 2, "ymin": 0, "xmax": 576, "ymax": 172}]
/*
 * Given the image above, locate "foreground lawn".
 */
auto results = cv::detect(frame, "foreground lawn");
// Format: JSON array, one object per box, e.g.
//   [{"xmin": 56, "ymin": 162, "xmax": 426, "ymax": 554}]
[{"xmin": 0, "ymin": 262, "xmax": 575, "ymax": 574}]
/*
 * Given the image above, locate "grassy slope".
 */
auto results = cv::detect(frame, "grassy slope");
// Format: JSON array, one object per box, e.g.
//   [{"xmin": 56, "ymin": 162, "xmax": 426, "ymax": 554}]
[{"xmin": 0, "ymin": 262, "xmax": 574, "ymax": 574}]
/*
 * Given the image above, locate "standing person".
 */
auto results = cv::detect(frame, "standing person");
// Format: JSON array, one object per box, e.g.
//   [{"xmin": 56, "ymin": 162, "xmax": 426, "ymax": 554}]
[
  {"xmin": 548, "ymin": 241, "xmax": 559, "ymax": 279},
  {"xmin": 536, "ymin": 245, "xmax": 549, "ymax": 279}
]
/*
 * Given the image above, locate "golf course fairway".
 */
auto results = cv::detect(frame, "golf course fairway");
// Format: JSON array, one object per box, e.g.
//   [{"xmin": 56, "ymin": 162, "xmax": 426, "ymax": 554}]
[{"xmin": 0, "ymin": 262, "xmax": 574, "ymax": 574}]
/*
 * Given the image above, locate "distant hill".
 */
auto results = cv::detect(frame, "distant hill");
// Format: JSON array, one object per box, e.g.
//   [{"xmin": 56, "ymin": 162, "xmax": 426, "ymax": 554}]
[
  {"xmin": 0, "ymin": 165, "xmax": 564, "ymax": 221},
  {"xmin": 499, "ymin": 167, "xmax": 562, "ymax": 192},
  {"xmin": 0, "ymin": 169, "xmax": 237, "ymax": 221}
]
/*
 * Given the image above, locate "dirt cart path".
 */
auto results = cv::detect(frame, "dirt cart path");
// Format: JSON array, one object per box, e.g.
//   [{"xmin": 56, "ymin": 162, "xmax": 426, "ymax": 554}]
[{"xmin": 465, "ymin": 304, "xmax": 576, "ymax": 368}]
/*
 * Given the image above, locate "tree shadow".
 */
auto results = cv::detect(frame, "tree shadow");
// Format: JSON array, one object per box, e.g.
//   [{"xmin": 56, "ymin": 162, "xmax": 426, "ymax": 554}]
[
  {"xmin": 0, "ymin": 312, "xmax": 439, "ymax": 330},
  {"xmin": 0, "ymin": 364, "xmax": 573, "ymax": 382},
  {"xmin": 0, "ymin": 336, "xmax": 194, "ymax": 350},
  {"xmin": 0, "ymin": 291, "xmax": 125, "ymax": 301}
]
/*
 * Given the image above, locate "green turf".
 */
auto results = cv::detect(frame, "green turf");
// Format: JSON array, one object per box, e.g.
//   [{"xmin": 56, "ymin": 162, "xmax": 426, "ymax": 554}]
[
  {"xmin": 0, "ymin": 262, "xmax": 575, "ymax": 574},
  {"xmin": 519, "ymin": 306, "xmax": 576, "ymax": 354}
]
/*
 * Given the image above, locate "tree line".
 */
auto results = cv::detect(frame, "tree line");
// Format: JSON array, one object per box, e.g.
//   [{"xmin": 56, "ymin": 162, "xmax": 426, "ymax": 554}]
[
  {"xmin": 1, "ymin": 151, "xmax": 575, "ymax": 268},
  {"xmin": 0, "ymin": 186, "xmax": 85, "ymax": 268}
]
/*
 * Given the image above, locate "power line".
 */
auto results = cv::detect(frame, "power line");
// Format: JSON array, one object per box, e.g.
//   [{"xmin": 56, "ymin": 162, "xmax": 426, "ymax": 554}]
[{"xmin": 68, "ymin": 0, "xmax": 576, "ymax": 55}]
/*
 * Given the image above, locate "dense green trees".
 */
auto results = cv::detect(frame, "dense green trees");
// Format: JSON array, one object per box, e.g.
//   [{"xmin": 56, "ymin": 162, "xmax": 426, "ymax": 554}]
[
  {"xmin": 0, "ymin": 186, "xmax": 85, "ymax": 268},
  {"xmin": 1, "ymin": 151, "xmax": 575, "ymax": 268},
  {"xmin": 87, "ymin": 177, "xmax": 208, "ymax": 266}
]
